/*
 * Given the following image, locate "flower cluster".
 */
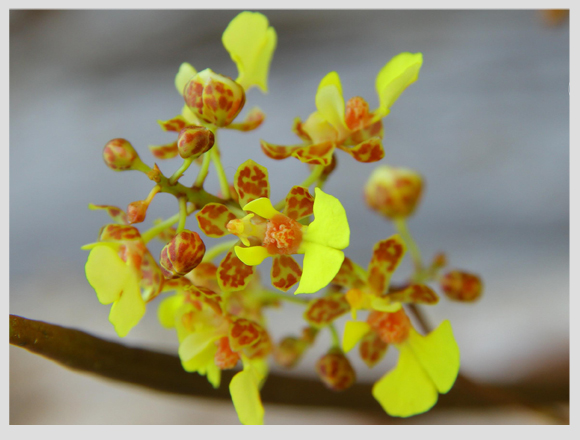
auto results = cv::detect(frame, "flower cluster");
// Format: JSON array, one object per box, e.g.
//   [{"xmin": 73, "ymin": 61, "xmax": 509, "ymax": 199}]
[{"xmin": 84, "ymin": 11, "xmax": 482, "ymax": 425}]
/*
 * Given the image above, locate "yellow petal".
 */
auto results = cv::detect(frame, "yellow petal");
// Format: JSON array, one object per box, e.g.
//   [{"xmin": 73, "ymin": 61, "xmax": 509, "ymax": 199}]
[
  {"xmin": 108, "ymin": 275, "xmax": 145, "ymax": 338},
  {"xmin": 294, "ymin": 241, "xmax": 344, "ymax": 294},
  {"xmin": 406, "ymin": 320, "xmax": 460, "ymax": 394},
  {"xmin": 85, "ymin": 245, "xmax": 130, "ymax": 305},
  {"xmin": 305, "ymin": 188, "xmax": 350, "ymax": 249},
  {"xmin": 375, "ymin": 52, "xmax": 423, "ymax": 115},
  {"xmin": 315, "ymin": 71, "xmax": 347, "ymax": 131},
  {"xmin": 234, "ymin": 245, "xmax": 271, "ymax": 266},
  {"xmin": 342, "ymin": 321, "xmax": 371, "ymax": 352},
  {"xmin": 247, "ymin": 356, "xmax": 269, "ymax": 390},
  {"xmin": 372, "ymin": 343, "xmax": 438, "ymax": 417},
  {"xmin": 370, "ymin": 297, "xmax": 402, "ymax": 313},
  {"xmin": 230, "ymin": 369, "xmax": 265, "ymax": 425},
  {"xmin": 157, "ymin": 294, "xmax": 184, "ymax": 329},
  {"xmin": 178, "ymin": 330, "xmax": 218, "ymax": 362},
  {"xmin": 242, "ymin": 197, "xmax": 279, "ymax": 220},
  {"xmin": 222, "ymin": 11, "xmax": 277, "ymax": 93},
  {"xmin": 175, "ymin": 62, "xmax": 197, "ymax": 95},
  {"xmin": 181, "ymin": 341, "xmax": 220, "ymax": 389}
]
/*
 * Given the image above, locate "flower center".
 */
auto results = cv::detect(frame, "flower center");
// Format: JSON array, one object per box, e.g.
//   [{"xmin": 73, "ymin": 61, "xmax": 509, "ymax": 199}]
[{"xmin": 263, "ymin": 214, "xmax": 303, "ymax": 255}]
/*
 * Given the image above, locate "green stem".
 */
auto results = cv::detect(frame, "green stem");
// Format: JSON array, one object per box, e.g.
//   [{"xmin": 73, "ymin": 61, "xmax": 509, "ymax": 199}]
[
  {"xmin": 201, "ymin": 239, "xmax": 239, "ymax": 263},
  {"xmin": 142, "ymin": 212, "xmax": 180, "ymax": 244},
  {"xmin": 193, "ymin": 151, "xmax": 211, "ymax": 189},
  {"xmin": 131, "ymin": 158, "xmax": 152, "ymax": 174},
  {"xmin": 176, "ymin": 197, "xmax": 187, "ymax": 234},
  {"xmin": 274, "ymin": 165, "xmax": 324, "ymax": 211},
  {"xmin": 329, "ymin": 324, "xmax": 341, "ymax": 349},
  {"xmin": 169, "ymin": 157, "xmax": 194, "ymax": 185},
  {"xmin": 211, "ymin": 144, "xmax": 231, "ymax": 200},
  {"xmin": 393, "ymin": 217, "xmax": 423, "ymax": 274}
]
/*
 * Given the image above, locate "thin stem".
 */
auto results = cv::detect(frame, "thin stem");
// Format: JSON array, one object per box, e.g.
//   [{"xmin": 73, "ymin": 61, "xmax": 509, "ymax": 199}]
[
  {"xmin": 211, "ymin": 144, "xmax": 231, "ymax": 200},
  {"xmin": 329, "ymin": 324, "xmax": 341, "ymax": 349},
  {"xmin": 176, "ymin": 197, "xmax": 188, "ymax": 234},
  {"xmin": 393, "ymin": 217, "xmax": 423, "ymax": 274},
  {"xmin": 202, "ymin": 239, "xmax": 239, "ymax": 263},
  {"xmin": 131, "ymin": 158, "xmax": 152, "ymax": 174},
  {"xmin": 193, "ymin": 151, "xmax": 211, "ymax": 189},
  {"xmin": 169, "ymin": 157, "xmax": 194, "ymax": 185}
]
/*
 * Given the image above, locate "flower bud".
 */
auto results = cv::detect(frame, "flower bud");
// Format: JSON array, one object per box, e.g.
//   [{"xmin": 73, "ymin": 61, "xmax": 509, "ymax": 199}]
[
  {"xmin": 177, "ymin": 125, "xmax": 215, "ymax": 159},
  {"xmin": 315, "ymin": 349, "xmax": 356, "ymax": 391},
  {"xmin": 127, "ymin": 201, "xmax": 147, "ymax": 224},
  {"xmin": 440, "ymin": 270, "xmax": 483, "ymax": 302},
  {"xmin": 159, "ymin": 230, "xmax": 205, "ymax": 279},
  {"xmin": 103, "ymin": 138, "xmax": 140, "ymax": 171},
  {"xmin": 364, "ymin": 165, "xmax": 423, "ymax": 219},
  {"xmin": 273, "ymin": 337, "xmax": 307, "ymax": 368},
  {"xmin": 183, "ymin": 68, "xmax": 245, "ymax": 127}
]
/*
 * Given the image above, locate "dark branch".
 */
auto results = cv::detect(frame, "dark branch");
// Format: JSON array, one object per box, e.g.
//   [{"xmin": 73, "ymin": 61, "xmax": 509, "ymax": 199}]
[{"xmin": 9, "ymin": 314, "xmax": 569, "ymax": 423}]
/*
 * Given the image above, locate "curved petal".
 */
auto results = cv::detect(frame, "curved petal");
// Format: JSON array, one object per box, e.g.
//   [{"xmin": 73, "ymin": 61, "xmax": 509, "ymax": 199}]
[
  {"xmin": 222, "ymin": 11, "xmax": 277, "ymax": 93},
  {"xmin": 315, "ymin": 71, "xmax": 347, "ymax": 132},
  {"xmin": 148, "ymin": 142, "xmax": 178, "ymax": 160},
  {"xmin": 157, "ymin": 294, "xmax": 184, "ymax": 329},
  {"xmin": 370, "ymin": 297, "xmax": 402, "ymax": 313},
  {"xmin": 242, "ymin": 197, "xmax": 279, "ymax": 220},
  {"xmin": 226, "ymin": 107, "xmax": 265, "ymax": 132},
  {"xmin": 372, "ymin": 343, "xmax": 438, "ymax": 417},
  {"xmin": 291, "ymin": 141, "xmax": 335, "ymax": 166},
  {"xmin": 175, "ymin": 62, "xmax": 197, "ymax": 95},
  {"xmin": 217, "ymin": 248, "xmax": 255, "ymax": 293},
  {"xmin": 304, "ymin": 188, "xmax": 350, "ymax": 249},
  {"xmin": 230, "ymin": 368, "xmax": 265, "ymax": 425},
  {"xmin": 234, "ymin": 245, "xmax": 271, "ymax": 266},
  {"xmin": 338, "ymin": 137, "xmax": 384, "ymax": 163},
  {"xmin": 88, "ymin": 204, "xmax": 128, "ymax": 225},
  {"xmin": 108, "ymin": 275, "xmax": 145, "ymax": 337},
  {"xmin": 406, "ymin": 321, "xmax": 460, "ymax": 394},
  {"xmin": 85, "ymin": 245, "xmax": 130, "ymax": 305},
  {"xmin": 178, "ymin": 329, "xmax": 219, "ymax": 362},
  {"xmin": 375, "ymin": 52, "xmax": 423, "ymax": 115},
  {"xmin": 260, "ymin": 140, "xmax": 300, "ymax": 160},
  {"xmin": 294, "ymin": 241, "xmax": 344, "ymax": 294},
  {"xmin": 342, "ymin": 320, "xmax": 371, "ymax": 353},
  {"xmin": 367, "ymin": 235, "xmax": 406, "ymax": 296}
]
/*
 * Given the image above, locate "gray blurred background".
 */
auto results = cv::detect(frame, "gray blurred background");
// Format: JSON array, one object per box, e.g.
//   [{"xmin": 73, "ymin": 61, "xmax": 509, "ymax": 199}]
[{"xmin": 10, "ymin": 10, "xmax": 569, "ymax": 424}]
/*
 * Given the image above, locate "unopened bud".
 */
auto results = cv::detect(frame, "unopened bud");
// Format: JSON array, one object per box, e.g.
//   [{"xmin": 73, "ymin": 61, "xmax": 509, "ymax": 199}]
[
  {"xmin": 177, "ymin": 125, "xmax": 215, "ymax": 159},
  {"xmin": 440, "ymin": 270, "xmax": 483, "ymax": 302},
  {"xmin": 368, "ymin": 309, "xmax": 411, "ymax": 344},
  {"xmin": 127, "ymin": 201, "xmax": 147, "ymax": 224},
  {"xmin": 159, "ymin": 230, "xmax": 205, "ymax": 279},
  {"xmin": 364, "ymin": 165, "xmax": 423, "ymax": 219},
  {"xmin": 315, "ymin": 349, "xmax": 356, "ymax": 391},
  {"xmin": 274, "ymin": 337, "xmax": 307, "ymax": 368},
  {"xmin": 183, "ymin": 68, "xmax": 246, "ymax": 127},
  {"xmin": 103, "ymin": 138, "xmax": 140, "ymax": 171}
]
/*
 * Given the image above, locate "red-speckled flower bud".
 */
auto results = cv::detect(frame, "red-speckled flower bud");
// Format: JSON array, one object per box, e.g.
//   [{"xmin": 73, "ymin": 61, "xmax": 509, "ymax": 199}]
[
  {"xmin": 183, "ymin": 68, "xmax": 246, "ymax": 127},
  {"xmin": 103, "ymin": 138, "xmax": 140, "ymax": 171},
  {"xmin": 364, "ymin": 165, "xmax": 423, "ymax": 219},
  {"xmin": 177, "ymin": 125, "xmax": 215, "ymax": 159},
  {"xmin": 127, "ymin": 201, "xmax": 147, "ymax": 224},
  {"xmin": 315, "ymin": 349, "xmax": 356, "ymax": 391},
  {"xmin": 159, "ymin": 230, "xmax": 205, "ymax": 279},
  {"xmin": 273, "ymin": 337, "xmax": 307, "ymax": 368},
  {"xmin": 440, "ymin": 270, "xmax": 483, "ymax": 302}
]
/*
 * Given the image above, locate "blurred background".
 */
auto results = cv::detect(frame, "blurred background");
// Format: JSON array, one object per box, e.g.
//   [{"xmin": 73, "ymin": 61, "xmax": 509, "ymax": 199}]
[{"xmin": 10, "ymin": 10, "xmax": 569, "ymax": 424}]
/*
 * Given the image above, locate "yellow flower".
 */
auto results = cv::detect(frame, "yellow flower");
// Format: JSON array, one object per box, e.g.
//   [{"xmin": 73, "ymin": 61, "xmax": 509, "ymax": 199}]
[
  {"xmin": 261, "ymin": 52, "xmax": 423, "ymax": 166},
  {"xmin": 83, "ymin": 224, "xmax": 163, "ymax": 337},
  {"xmin": 232, "ymin": 187, "xmax": 350, "ymax": 294}
]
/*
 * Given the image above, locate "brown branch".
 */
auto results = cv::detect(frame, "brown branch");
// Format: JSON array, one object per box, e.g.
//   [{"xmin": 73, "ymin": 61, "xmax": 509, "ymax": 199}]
[{"xmin": 9, "ymin": 314, "xmax": 569, "ymax": 423}]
